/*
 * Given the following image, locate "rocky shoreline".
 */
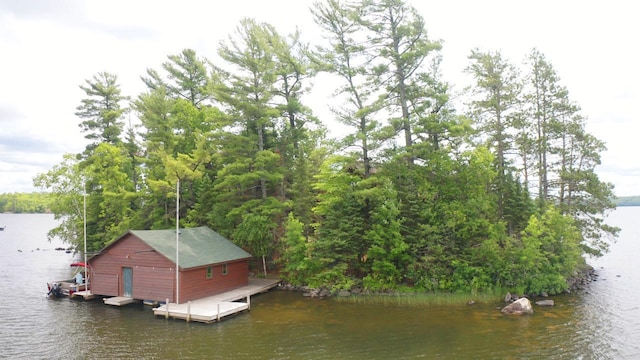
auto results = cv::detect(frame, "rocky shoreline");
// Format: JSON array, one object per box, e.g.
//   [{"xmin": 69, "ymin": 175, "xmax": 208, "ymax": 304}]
[
  {"xmin": 566, "ymin": 263, "xmax": 598, "ymax": 293},
  {"xmin": 278, "ymin": 263, "xmax": 600, "ymax": 301},
  {"xmin": 500, "ymin": 264, "xmax": 599, "ymax": 315}
]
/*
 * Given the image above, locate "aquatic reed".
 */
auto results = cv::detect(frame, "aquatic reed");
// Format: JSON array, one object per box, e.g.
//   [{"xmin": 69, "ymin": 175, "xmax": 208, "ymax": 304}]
[{"xmin": 334, "ymin": 291, "xmax": 503, "ymax": 307}]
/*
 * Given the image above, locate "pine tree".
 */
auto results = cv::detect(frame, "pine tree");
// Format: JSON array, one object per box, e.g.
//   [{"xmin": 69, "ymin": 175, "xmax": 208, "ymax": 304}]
[
  {"xmin": 75, "ymin": 72, "xmax": 128, "ymax": 155},
  {"xmin": 359, "ymin": 0, "xmax": 442, "ymax": 160},
  {"xmin": 465, "ymin": 49, "xmax": 522, "ymax": 221},
  {"xmin": 311, "ymin": 0, "xmax": 382, "ymax": 178}
]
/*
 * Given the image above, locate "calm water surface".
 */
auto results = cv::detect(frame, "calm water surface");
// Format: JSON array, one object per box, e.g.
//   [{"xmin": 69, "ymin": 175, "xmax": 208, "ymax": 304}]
[{"xmin": 0, "ymin": 209, "xmax": 638, "ymax": 359}]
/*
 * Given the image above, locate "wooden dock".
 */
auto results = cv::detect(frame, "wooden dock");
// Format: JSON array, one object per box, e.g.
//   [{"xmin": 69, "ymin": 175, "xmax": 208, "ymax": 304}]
[
  {"xmin": 104, "ymin": 296, "xmax": 139, "ymax": 306},
  {"xmin": 152, "ymin": 278, "xmax": 280, "ymax": 324},
  {"xmin": 71, "ymin": 290, "xmax": 97, "ymax": 301}
]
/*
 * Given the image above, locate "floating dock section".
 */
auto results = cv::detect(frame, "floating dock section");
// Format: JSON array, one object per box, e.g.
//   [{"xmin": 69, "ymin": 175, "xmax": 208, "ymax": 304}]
[
  {"xmin": 153, "ymin": 278, "xmax": 280, "ymax": 324},
  {"xmin": 71, "ymin": 290, "xmax": 96, "ymax": 301},
  {"xmin": 104, "ymin": 296, "xmax": 138, "ymax": 306}
]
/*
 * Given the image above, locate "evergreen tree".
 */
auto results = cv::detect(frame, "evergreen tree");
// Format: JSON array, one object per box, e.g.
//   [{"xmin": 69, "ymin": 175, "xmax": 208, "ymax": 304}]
[
  {"xmin": 280, "ymin": 213, "xmax": 315, "ymax": 285},
  {"xmin": 522, "ymin": 49, "xmax": 619, "ymax": 256},
  {"xmin": 212, "ymin": 18, "xmax": 288, "ymax": 266},
  {"xmin": 523, "ymin": 49, "xmax": 567, "ymax": 209},
  {"xmin": 359, "ymin": 0, "xmax": 442, "ymax": 160},
  {"xmin": 555, "ymin": 110, "xmax": 618, "ymax": 255},
  {"xmin": 465, "ymin": 49, "xmax": 522, "ymax": 222},
  {"xmin": 141, "ymin": 49, "xmax": 211, "ymax": 108},
  {"xmin": 311, "ymin": 0, "xmax": 382, "ymax": 178},
  {"xmin": 311, "ymin": 155, "xmax": 369, "ymax": 290},
  {"xmin": 270, "ymin": 26, "xmax": 325, "ymax": 237},
  {"xmin": 360, "ymin": 176, "xmax": 410, "ymax": 291},
  {"xmin": 135, "ymin": 49, "xmax": 220, "ymax": 229},
  {"xmin": 75, "ymin": 72, "xmax": 128, "ymax": 155}
]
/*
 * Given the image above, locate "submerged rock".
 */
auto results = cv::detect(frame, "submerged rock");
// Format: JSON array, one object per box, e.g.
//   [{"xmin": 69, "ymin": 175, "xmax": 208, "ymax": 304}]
[
  {"xmin": 501, "ymin": 297, "xmax": 534, "ymax": 315},
  {"xmin": 504, "ymin": 292, "xmax": 512, "ymax": 303},
  {"xmin": 535, "ymin": 300, "xmax": 555, "ymax": 306}
]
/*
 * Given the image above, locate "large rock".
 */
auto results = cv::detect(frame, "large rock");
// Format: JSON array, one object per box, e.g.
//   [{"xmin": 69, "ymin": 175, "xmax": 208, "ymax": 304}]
[{"xmin": 501, "ymin": 297, "xmax": 534, "ymax": 315}]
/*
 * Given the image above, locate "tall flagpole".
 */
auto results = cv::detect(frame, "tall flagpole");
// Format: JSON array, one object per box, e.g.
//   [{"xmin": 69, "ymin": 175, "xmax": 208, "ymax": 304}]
[
  {"xmin": 175, "ymin": 178, "xmax": 180, "ymax": 304},
  {"xmin": 83, "ymin": 181, "xmax": 88, "ymax": 294}
]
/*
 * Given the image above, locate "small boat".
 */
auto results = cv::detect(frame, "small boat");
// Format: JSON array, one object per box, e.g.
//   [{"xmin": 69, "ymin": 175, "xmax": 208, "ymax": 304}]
[
  {"xmin": 48, "ymin": 188, "xmax": 92, "ymax": 299},
  {"xmin": 0, "ymin": 225, "xmax": 5, "ymax": 231},
  {"xmin": 47, "ymin": 262, "xmax": 90, "ymax": 298}
]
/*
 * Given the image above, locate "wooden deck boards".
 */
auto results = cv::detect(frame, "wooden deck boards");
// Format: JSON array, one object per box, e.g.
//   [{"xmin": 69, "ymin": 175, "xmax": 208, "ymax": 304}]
[
  {"xmin": 152, "ymin": 278, "xmax": 280, "ymax": 324},
  {"xmin": 104, "ymin": 296, "xmax": 138, "ymax": 306},
  {"xmin": 71, "ymin": 290, "xmax": 96, "ymax": 300}
]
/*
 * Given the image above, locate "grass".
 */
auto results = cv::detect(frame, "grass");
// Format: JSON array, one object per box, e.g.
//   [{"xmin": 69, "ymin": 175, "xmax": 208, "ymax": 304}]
[{"xmin": 334, "ymin": 290, "xmax": 504, "ymax": 307}]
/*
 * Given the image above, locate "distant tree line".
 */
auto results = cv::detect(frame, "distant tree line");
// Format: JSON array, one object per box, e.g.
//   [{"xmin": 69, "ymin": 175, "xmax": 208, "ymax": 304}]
[
  {"xmin": 34, "ymin": 0, "xmax": 618, "ymax": 296},
  {"xmin": 0, "ymin": 192, "xmax": 52, "ymax": 213},
  {"xmin": 615, "ymin": 196, "xmax": 640, "ymax": 206}
]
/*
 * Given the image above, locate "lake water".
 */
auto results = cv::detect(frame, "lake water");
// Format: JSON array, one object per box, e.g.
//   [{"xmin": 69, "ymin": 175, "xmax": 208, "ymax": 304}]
[{"xmin": 0, "ymin": 209, "xmax": 638, "ymax": 360}]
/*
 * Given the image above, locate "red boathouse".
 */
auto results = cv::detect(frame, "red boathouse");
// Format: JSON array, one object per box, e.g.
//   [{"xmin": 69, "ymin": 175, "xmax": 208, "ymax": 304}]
[{"xmin": 88, "ymin": 226, "xmax": 252, "ymax": 303}]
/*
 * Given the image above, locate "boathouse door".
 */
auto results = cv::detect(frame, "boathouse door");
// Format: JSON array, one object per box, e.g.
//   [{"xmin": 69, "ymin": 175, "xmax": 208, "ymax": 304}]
[{"xmin": 122, "ymin": 267, "xmax": 133, "ymax": 297}]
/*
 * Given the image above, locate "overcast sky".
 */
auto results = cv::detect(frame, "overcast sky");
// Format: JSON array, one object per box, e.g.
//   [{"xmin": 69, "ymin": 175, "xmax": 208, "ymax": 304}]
[{"xmin": 1, "ymin": 0, "xmax": 637, "ymax": 196}]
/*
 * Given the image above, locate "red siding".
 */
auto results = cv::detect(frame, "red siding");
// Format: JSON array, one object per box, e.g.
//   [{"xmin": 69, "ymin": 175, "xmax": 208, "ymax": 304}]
[
  {"xmin": 89, "ymin": 233, "xmax": 250, "ymax": 303},
  {"xmin": 180, "ymin": 260, "xmax": 249, "ymax": 302},
  {"xmin": 132, "ymin": 266, "xmax": 174, "ymax": 302},
  {"xmin": 89, "ymin": 235, "xmax": 175, "ymax": 300}
]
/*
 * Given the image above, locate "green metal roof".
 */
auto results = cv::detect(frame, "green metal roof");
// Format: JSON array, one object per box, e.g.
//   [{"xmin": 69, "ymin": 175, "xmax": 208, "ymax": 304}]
[{"xmin": 130, "ymin": 226, "xmax": 252, "ymax": 269}]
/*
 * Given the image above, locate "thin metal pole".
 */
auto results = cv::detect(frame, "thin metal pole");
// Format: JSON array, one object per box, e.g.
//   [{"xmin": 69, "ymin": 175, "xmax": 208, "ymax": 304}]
[
  {"xmin": 175, "ymin": 179, "xmax": 180, "ymax": 304},
  {"xmin": 83, "ymin": 181, "xmax": 88, "ymax": 295}
]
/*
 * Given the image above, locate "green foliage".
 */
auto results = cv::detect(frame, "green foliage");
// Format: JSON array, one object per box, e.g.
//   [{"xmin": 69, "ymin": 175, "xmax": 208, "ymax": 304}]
[
  {"xmin": 311, "ymin": 155, "xmax": 366, "ymax": 280},
  {"xmin": 0, "ymin": 192, "xmax": 52, "ymax": 213},
  {"xmin": 33, "ymin": 154, "xmax": 86, "ymax": 248},
  {"xmin": 520, "ymin": 48, "xmax": 619, "ymax": 255},
  {"xmin": 502, "ymin": 171, "xmax": 535, "ymax": 235},
  {"xmin": 465, "ymin": 48, "xmax": 523, "ymax": 225},
  {"xmin": 75, "ymin": 72, "xmax": 128, "ymax": 155},
  {"xmin": 510, "ymin": 207, "xmax": 584, "ymax": 294},
  {"xmin": 360, "ymin": 176, "xmax": 410, "ymax": 291},
  {"xmin": 29, "ymin": 0, "xmax": 616, "ymax": 297},
  {"xmin": 83, "ymin": 143, "xmax": 140, "ymax": 249},
  {"xmin": 279, "ymin": 213, "xmax": 316, "ymax": 285},
  {"xmin": 448, "ymin": 260, "xmax": 492, "ymax": 294},
  {"xmin": 308, "ymin": 263, "xmax": 357, "ymax": 292}
]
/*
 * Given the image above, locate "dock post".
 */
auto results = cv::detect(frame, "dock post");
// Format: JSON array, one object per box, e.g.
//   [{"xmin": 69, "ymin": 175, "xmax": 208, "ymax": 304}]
[
  {"xmin": 217, "ymin": 303, "xmax": 221, "ymax": 322},
  {"xmin": 187, "ymin": 301, "xmax": 191, "ymax": 322},
  {"xmin": 247, "ymin": 292, "xmax": 251, "ymax": 310},
  {"xmin": 165, "ymin": 298, "xmax": 169, "ymax": 319}
]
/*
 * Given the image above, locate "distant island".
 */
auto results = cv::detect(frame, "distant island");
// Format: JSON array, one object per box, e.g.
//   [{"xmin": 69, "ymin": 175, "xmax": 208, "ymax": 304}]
[{"xmin": 615, "ymin": 196, "xmax": 640, "ymax": 207}]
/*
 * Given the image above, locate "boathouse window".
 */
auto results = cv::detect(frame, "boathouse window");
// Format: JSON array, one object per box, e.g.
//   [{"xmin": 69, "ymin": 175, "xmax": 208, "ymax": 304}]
[
  {"xmin": 222, "ymin": 264, "xmax": 228, "ymax": 275},
  {"xmin": 206, "ymin": 266, "xmax": 213, "ymax": 279}
]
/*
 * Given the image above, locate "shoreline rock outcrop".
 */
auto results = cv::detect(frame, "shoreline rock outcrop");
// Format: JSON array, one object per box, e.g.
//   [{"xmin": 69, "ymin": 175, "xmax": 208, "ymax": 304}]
[{"xmin": 501, "ymin": 297, "xmax": 534, "ymax": 315}]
